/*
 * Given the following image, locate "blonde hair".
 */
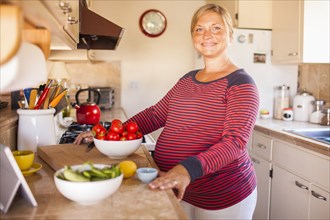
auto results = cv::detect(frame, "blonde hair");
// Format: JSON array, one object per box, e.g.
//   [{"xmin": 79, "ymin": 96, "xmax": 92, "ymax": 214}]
[{"xmin": 191, "ymin": 4, "xmax": 234, "ymax": 37}]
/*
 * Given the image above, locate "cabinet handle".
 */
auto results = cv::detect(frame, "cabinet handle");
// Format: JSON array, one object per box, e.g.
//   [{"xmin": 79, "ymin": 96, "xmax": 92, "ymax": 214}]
[
  {"xmin": 251, "ymin": 157, "xmax": 260, "ymax": 164},
  {"xmin": 257, "ymin": 143, "xmax": 266, "ymax": 149},
  {"xmin": 288, "ymin": 52, "xmax": 298, "ymax": 56},
  {"xmin": 295, "ymin": 181, "xmax": 309, "ymax": 190},
  {"xmin": 59, "ymin": 2, "xmax": 72, "ymax": 13},
  {"xmin": 311, "ymin": 191, "xmax": 327, "ymax": 201},
  {"xmin": 68, "ymin": 16, "xmax": 78, "ymax": 24}
]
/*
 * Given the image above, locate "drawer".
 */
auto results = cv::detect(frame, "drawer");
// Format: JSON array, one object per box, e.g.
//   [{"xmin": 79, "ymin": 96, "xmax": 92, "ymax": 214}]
[
  {"xmin": 252, "ymin": 132, "xmax": 273, "ymax": 161},
  {"xmin": 273, "ymin": 139, "xmax": 329, "ymax": 190}
]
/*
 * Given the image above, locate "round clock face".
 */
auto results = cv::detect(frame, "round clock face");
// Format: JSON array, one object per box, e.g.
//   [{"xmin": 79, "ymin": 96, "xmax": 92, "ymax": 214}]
[{"xmin": 139, "ymin": 9, "xmax": 167, "ymax": 37}]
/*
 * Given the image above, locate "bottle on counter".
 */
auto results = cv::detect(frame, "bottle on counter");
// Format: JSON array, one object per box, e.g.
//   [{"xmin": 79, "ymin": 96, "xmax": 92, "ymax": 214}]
[
  {"xmin": 309, "ymin": 100, "xmax": 325, "ymax": 124},
  {"xmin": 274, "ymin": 85, "xmax": 290, "ymax": 120},
  {"xmin": 320, "ymin": 108, "xmax": 330, "ymax": 126}
]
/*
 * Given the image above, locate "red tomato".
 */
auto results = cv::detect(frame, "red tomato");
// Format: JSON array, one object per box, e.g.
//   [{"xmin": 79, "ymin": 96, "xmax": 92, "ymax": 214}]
[
  {"xmin": 126, "ymin": 132, "xmax": 137, "ymax": 140},
  {"xmin": 92, "ymin": 124, "xmax": 107, "ymax": 137},
  {"xmin": 106, "ymin": 131, "xmax": 120, "ymax": 141},
  {"xmin": 96, "ymin": 134, "xmax": 106, "ymax": 140},
  {"xmin": 121, "ymin": 131, "xmax": 128, "ymax": 137},
  {"xmin": 136, "ymin": 131, "xmax": 143, "ymax": 139},
  {"xmin": 125, "ymin": 122, "xmax": 138, "ymax": 133},
  {"xmin": 119, "ymin": 136, "xmax": 127, "ymax": 141},
  {"xmin": 110, "ymin": 119, "xmax": 124, "ymax": 134}
]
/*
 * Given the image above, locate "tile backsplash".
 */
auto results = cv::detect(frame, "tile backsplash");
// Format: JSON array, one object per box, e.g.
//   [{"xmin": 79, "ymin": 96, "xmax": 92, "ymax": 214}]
[
  {"xmin": 298, "ymin": 63, "xmax": 330, "ymax": 108},
  {"xmin": 57, "ymin": 61, "xmax": 121, "ymax": 108}
]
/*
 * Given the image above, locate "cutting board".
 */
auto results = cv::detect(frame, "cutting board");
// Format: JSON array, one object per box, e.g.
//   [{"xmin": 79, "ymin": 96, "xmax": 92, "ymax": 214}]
[{"xmin": 37, "ymin": 144, "xmax": 153, "ymax": 171}]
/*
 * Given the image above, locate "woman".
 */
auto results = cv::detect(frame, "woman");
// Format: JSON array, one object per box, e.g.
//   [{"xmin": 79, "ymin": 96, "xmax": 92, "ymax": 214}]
[{"xmin": 75, "ymin": 4, "xmax": 259, "ymax": 219}]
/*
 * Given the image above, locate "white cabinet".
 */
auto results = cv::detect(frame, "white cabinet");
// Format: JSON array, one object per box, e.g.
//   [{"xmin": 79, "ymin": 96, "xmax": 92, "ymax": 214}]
[
  {"xmin": 249, "ymin": 152, "xmax": 272, "ymax": 220},
  {"xmin": 271, "ymin": 139, "xmax": 330, "ymax": 220},
  {"xmin": 270, "ymin": 165, "xmax": 309, "ymax": 220},
  {"xmin": 210, "ymin": 0, "xmax": 272, "ymax": 29},
  {"xmin": 249, "ymin": 132, "xmax": 273, "ymax": 220},
  {"xmin": 271, "ymin": 0, "xmax": 330, "ymax": 64},
  {"xmin": 43, "ymin": 0, "xmax": 79, "ymax": 46},
  {"xmin": 8, "ymin": 0, "xmax": 79, "ymax": 50},
  {"xmin": 310, "ymin": 184, "xmax": 330, "ymax": 219}
]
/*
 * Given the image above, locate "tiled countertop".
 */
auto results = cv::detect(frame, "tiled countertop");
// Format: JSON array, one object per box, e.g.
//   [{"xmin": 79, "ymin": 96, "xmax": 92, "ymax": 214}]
[{"xmin": 254, "ymin": 118, "xmax": 329, "ymax": 157}]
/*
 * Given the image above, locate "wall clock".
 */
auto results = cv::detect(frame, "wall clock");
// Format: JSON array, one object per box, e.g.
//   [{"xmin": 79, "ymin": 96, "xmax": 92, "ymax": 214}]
[{"xmin": 139, "ymin": 9, "xmax": 167, "ymax": 37}]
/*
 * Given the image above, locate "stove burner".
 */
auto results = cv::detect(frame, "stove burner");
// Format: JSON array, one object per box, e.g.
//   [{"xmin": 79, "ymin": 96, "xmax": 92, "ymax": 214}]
[{"xmin": 59, "ymin": 121, "xmax": 111, "ymax": 144}]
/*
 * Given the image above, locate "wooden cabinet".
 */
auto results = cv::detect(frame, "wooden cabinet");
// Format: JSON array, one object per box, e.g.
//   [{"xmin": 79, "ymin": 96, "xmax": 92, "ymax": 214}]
[
  {"xmin": 271, "ymin": 139, "xmax": 330, "ymax": 220},
  {"xmin": 271, "ymin": 0, "xmax": 330, "ymax": 64},
  {"xmin": 211, "ymin": 0, "xmax": 272, "ymax": 29},
  {"xmin": 249, "ymin": 132, "xmax": 273, "ymax": 220},
  {"xmin": 0, "ymin": 109, "xmax": 18, "ymax": 151}
]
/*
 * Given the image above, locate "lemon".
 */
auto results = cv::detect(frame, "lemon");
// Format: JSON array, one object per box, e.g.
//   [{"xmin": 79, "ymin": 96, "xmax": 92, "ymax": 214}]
[{"xmin": 118, "ymin": 160, "xmax": 137, "ymax": 178}]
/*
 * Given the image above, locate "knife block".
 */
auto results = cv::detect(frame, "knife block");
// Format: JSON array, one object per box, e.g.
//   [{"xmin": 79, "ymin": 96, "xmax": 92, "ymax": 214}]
[{"xmin": 17, "ymin": 108, "xmax": 56, "ymax": 152}]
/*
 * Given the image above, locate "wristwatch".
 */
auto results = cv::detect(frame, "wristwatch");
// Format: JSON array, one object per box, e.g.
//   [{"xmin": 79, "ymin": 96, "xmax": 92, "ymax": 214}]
[{"xmin": 139, "ymin": 9, "xmax": 167, "ymax": 37}]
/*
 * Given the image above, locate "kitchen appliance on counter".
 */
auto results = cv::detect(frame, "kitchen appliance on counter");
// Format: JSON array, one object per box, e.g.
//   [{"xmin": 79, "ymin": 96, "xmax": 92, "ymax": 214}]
[
  {"xmin": 293, "ymin": 89, "xmax": 315, "ymax": 122},
  {"xmin": 90, "ymin": 87, "xmax": 115, "ymax": 110},
  {"xmin": 73, "ymin": 88, "xmax": 101, "ymax": 125}
]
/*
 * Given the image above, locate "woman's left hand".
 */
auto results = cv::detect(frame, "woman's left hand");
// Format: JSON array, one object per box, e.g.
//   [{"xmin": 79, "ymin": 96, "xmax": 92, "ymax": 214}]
[{"xmin": 148, "ymin": 164, "xmax": 191, "ymax": 201}]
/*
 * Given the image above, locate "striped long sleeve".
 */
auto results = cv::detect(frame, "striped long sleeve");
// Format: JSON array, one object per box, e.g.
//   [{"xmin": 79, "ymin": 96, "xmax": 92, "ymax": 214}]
[{"xmin": 126, "ymin": 69, "xmax": 259, "ymax": 210}]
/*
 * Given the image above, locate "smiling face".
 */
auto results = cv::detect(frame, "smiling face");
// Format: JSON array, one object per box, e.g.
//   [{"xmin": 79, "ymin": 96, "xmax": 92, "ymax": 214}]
[{"xmin": 192, "ymin": 11, "xmax": 232, "ymax": 59}]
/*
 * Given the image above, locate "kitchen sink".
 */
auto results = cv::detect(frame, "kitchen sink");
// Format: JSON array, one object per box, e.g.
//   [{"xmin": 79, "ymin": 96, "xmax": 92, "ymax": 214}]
[{"xmin": 283, "ymin": 128, "xmax": 330, "ymax": 145}]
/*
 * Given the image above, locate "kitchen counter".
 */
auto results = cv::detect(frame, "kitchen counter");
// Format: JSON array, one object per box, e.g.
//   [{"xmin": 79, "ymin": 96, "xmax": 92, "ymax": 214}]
[
  {"xmin": 0, "ymin": 144, "xmax": 187, "ymax": 219},
  {"xmin": 255, "ymin": 118, "xmax": 329, "ymax": 157}
]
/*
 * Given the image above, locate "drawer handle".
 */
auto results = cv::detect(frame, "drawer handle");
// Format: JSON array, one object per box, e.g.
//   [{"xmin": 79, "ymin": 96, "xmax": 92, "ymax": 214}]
[
  {"xmin": 251, "ymin": 158, "xmax": 260, "ymax": 164},
  {"xmin": 288, "ymin": 52, "xmax": 298, "ymax": 56},
  {"xmin": 295, "ymin": 181, "xmax": 309, "ymax": 190},
  {"xmin": 311, "ymin": 191, "xmax": 327, "ymax": 201},
  {"xmin": 257, "ymin": 143, "xmax": 266, "ymax": 149}
]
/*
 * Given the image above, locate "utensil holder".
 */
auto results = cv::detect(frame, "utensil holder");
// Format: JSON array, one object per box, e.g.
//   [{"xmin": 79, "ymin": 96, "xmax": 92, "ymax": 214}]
[{"xmin": 17, "ymin": 108, "xmax": 56, "ymax": 152}]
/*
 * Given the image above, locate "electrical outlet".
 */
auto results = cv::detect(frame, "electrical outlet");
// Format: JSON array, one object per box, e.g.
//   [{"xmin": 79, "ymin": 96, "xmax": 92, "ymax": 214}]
[{"xmin": 129, "ymin": 81, "xmax": 139, "ymax": 89}]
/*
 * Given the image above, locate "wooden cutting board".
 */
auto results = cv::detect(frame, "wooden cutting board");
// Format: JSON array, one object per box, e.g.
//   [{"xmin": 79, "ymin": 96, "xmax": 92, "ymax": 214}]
[{"xmin": 37, "ymin": 144, "xmax": 153, "ymax": 171}]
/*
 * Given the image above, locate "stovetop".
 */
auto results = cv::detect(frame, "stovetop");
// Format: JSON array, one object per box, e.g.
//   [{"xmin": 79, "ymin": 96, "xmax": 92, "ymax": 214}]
[
  {"xmin": 59, "ymin": 121, "xmax": 146, "ymax": 144},
  {"xmin": 59, "ymin": 121, "xmax": 111, "ymax": 144}
]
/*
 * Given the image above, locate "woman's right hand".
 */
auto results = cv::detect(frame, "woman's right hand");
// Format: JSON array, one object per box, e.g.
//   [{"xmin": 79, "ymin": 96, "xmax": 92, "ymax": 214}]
[{"xmin": 73, "ymin": 131, "xmax": 94, "ymax": 145}]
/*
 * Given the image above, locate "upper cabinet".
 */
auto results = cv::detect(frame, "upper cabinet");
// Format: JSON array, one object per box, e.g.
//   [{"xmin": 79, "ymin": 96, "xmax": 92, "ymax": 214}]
[
  {"xmin": 271, "ymin": 0, "xmax": 330, "ymax": 64},
  {"xmin": 211, "ymin": 0, "xmax": 272, "ymax": 30},
  {"xmin": 6, "ymin": 0, "xmax": 79, "ymax": 50}
]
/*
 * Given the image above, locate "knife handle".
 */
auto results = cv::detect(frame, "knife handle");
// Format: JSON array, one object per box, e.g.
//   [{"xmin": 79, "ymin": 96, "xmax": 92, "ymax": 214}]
[{"xmin": 49, "ymin": 89, "xmax": 67, "ymax": 108}]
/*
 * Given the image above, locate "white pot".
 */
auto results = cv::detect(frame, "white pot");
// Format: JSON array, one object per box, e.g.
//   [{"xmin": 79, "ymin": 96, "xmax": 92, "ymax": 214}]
[{"xmin": 293, "ymin": 90, "xmax": 315, "ymax": 121}]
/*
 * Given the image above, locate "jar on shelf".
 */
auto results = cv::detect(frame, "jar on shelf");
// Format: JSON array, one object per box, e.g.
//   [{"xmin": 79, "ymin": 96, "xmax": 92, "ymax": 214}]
[{"xmin": 274, "ymin": 85, "xmax": 290, "ymax": 120}]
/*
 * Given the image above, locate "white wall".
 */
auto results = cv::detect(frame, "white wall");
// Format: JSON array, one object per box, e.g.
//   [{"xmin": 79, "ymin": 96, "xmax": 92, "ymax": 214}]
[
  {"xmin": 50, "ymin": 1, "xmax": 298, "ymax": 122},
  {"xmin": 90, "ymin": 0, "xmax": 205, "ymax": 117}
]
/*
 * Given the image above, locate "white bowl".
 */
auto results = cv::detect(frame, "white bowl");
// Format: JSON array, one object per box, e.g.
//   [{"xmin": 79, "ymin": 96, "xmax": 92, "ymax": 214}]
[
  {"xmin": 54, "ymin": 164, "xmax": 123, "ymax": 205},
  {"xmin": 93, "ymin": 137, "xmax": 142, "ymax": 159},
  {"xmin": 136, "ymin": 167, "xmax": 158, "ymax": 183}
]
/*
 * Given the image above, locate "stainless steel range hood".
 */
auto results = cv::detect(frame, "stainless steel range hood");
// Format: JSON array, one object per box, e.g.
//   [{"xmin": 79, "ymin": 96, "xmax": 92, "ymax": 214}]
[{"xmin": 78, "ymin": 1, "xmax": 125, "ymax": 50}]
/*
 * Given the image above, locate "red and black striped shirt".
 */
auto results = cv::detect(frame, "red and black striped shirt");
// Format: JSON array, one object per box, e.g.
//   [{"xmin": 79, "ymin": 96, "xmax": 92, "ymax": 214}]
[{"xmin": 127, "ymin": 69, "xmax": 259, "ymax": 210}]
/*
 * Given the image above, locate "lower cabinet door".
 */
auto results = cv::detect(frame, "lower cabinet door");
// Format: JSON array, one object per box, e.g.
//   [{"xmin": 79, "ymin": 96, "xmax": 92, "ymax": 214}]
[
  {"xmin": 270, "ymin": 165, "xmax": 309, "ymax": 220},
  {"xmin": 310, "ymin": 184, "xmax": 330, "ymax": 219},
  {"xmin": 249, "ymin": 152, "xmax": 271, "ymax": 220}
]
